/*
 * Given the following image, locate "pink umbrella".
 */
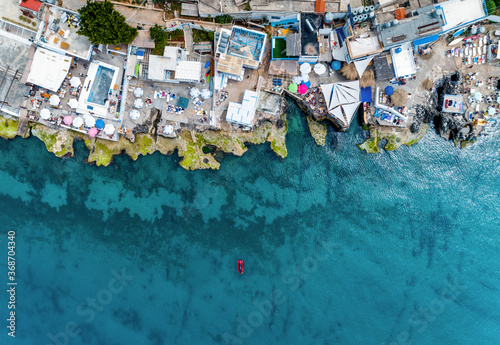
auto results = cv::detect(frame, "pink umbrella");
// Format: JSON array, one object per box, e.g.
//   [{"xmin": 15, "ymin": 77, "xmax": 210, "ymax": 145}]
[
  {"xmin": 298, "ymin": 84, "xmax": 308, "ymax": 95},
  {"xmin": 63, "ymin": 116, "xmax": 73, "ymax": 126},
  {"xmin": 88, "ymin": 127, "xmax": 98, "ymax": 137}
]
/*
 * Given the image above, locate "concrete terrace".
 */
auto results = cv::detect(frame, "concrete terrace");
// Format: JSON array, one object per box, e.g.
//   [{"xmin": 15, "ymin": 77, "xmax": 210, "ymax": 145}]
[{"xmin": 36, "ymin": 5, "xmax": 93, "ymax": 60}]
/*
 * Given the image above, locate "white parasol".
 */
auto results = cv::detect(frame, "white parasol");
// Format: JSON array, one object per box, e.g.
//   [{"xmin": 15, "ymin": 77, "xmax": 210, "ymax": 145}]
[
  {"xmin": 70, "ymin": 77, "xmax": 81, "ymax": 87},
  {"xmin": 300, "ymin": 63, "xmax": 311, "ymax": 74},
  {"xmin": 134, "ymin": 88, "xmax": 143, "ymax": 97},
  {"xmin": 190, "ymin": 88, "xmax": 200, "ymax": 98},
  {"xmin": 314, "ymin": 63, "xmax": 326, "ymax": 75},
  {"xmin": 72, "ymin": 116, "xmax": 84, "ymax": 128},
  {"xmin": 40, "ymin": 108, "xmax": 51, "ymax": 120},
  {"xmin": 292, "ymin": 76, "xmax": 302, "ymax": 84},
  {"xmin": 68, "ymin": 98, "xmax": 79, "ymax": 109},
  {"xmin": 134, "ymin": 98, "xmax": 143, "ymax": 109},
  {"xmin": 201, "ymin": 89, "xmax": 211, "ymax": 100},
  {"xmin": 130, "ymin": 110, "xmax": 140, "ymax": 120},
  {"xmin": 49, "ymin": 95, "xmax": 60, "ymax": 106},
  {"xmin": 164, "ymin": 125, "xmax": 174, "ymax": 134},
  {"xmin": 84, "ymin": 115, "xmax": 95, "ymax": 127},
  {"xmin": 103, "ymin": 123, "xmax": 115, "ymax": 135}
]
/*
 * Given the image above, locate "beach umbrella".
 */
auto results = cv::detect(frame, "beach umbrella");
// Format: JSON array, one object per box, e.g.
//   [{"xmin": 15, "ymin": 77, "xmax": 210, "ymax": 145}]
[
  {"xmin": 190, "ymin": 87, "xmax": 200, "ymax": 98},
  {"xmin": 201, "ymin": 89, "xmax": 211, "ymax": 100},
  {"xmin": 314, "ymin": 63, "xmax": 326, "ymax": 75},
  {"xmin": 63, "ymin": 116, "xmax": 73, "ymax": 126},
  {"xmin": 304, "ymin": 80, "xmax": 311, "ymax": 88},
  {"xmin": 70, "ymin": 77, "xmax": 81, "ymax": 87},
  {"xmin": 134, "ymin": 88, "xmax": 143, "ymax": 97},
  {"xmin": 49, "ymin": 94, "xmax": 60, "ymax": 106},
  {"xmin": 68, "ymin": 98, "xmax": 79, "ymax": 109},
  {"xmin": 130, "ymin": 110, "xmax": 140, "ymax": 120},
  {"xmin": 331, "ymin": 60, "xmax": 342, "ymax": 71},
  {"xmin": 341, "ymin": 63, "xmax": 359, "ymax": 80},
  {"xmin": 288, "ymin": 83, "xmax": 298, "ymax": 93},
  {"xmin": 391, "ymin": 88, "xmax": 408, "ymax": 107},
  {"xmin": 134, "ymin": 98, "xmax": 143, "ymax": 109},
  {"xmin": 103, "ymin": 123, "xmax": 115, "ymax": 135},
  {"xmin": 384, "ymin": 85, "xmax": 394, "ymax": 96},
  {"xmin": 301, "ymin": 73, "xmax": 310, "ymax": 82},
  {"xmin": 488, "ymin": 107, "xmax": 496, "ymax": 116},
  {"xmin": 95, "ymin": 119, "xmax": 105, "ymax": 129},
  {"xmin": 88, "ymin": 127, "xmax": 98, "ymax": 138},
  {"xmin": 292, "ymin": 76, "xmax": 302, "ymax": 84},
  {"xmin": 40, "ymin": 108, "xmax": 51, "ymax": 120},
  {"xmin": 73, "ymin": 116, "xmax": 84, "ymax": 128},
  {"xmin": 298, "ymin": 84, "xmax": 308, "ymax": 95},
  {"xmin": 496, "ymin": 96, "xmax": 500, "ymax": 104},
  {"xmin": 300, "ymin": 63, "xmax": 311, "ymax": 74},
  {"xmin": 84, "ymin": 115, "xmax": 95, "ymax": 127},
  {"xmin": 164, "ymin": 125, "xmax": 174, "ymax": 135},
  {"xmin": 474, "ymin": 91, "xmax": 482, "ymax": 101},
  {"xmin": 360, "ymin": 70, "xmax": 375, "ymax": 88}
]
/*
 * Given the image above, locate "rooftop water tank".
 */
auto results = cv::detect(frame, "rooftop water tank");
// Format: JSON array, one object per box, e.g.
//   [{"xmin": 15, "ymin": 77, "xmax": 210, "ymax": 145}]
[
  {"xmin": 479, "ymin": 26, "xmax": 486, "ymax": 33},
  {"xmin": 432, "ymin": 10, "xmax": 438, "ymax": 18},
  {"xmin": 369, "ymin": 5, "xmax": 375, "ymax": 11},
  {"xmin": 353, "ymin": 15, "xmax": 360, "ymax": 23},
  {"xmin": 324, "ymin": 12, "xmax": 334, "ymax": 24},
  {"xmin": 392, "ymin": 19, "xmax": 399, "ymax": 26},
  {"xmin": 369, "ymin": 12, "xmax": 375, "ymax": 18},
  {"xmin": 384, "ymin": 21, "xmax": 391, "ymax": 28},
  {"xmin": 363, "ymin": 14, "xmax": 369, "ymax": 21},
  {"xmin": 352, "ymin": 8, "xmax": 358, "ymax": 15},
  {"xmin": 357, "ymin": 6, "xmax": 364, "ymax": 14},
  {"xmin": 470, "ymin": 27, "xmax": 478, "ymax": 35},
  {"xmin": 364, "ymin": 6, "xmax": 370, "ymax": 13}
]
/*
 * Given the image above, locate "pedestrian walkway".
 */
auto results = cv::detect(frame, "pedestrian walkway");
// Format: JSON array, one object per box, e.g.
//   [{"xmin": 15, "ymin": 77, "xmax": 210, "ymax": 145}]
[{"xmin": 183, "ymin": 25, "xmax": 194, "ymax": 55}]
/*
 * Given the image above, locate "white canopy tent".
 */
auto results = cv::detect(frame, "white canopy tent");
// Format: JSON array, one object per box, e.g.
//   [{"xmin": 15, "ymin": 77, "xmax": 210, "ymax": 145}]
[
  {"xmin": 321, "ymin": 81, "xmax": 361, "ymax": 128},
  {"xmin": 26, "ymin": 48, "xmax": 71, "ymax": 92}
]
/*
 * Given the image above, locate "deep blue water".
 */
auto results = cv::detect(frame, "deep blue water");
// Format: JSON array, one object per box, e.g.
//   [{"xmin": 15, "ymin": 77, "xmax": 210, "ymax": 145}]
[{"xmin": 0, "ymin": 101, "xmax": 499, "ymax": 345}]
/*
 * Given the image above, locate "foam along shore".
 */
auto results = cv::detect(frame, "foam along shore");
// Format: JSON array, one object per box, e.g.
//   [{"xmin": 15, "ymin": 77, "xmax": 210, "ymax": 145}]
[{"xmin": 0, "ymin": 115, "xmax": 288, "ymax": 170}]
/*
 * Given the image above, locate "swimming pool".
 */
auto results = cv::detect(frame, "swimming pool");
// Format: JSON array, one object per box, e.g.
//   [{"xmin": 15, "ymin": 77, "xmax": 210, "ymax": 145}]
[{"xmin": 87, "ymin": 65, "xmax": 114, "ymax": 106}]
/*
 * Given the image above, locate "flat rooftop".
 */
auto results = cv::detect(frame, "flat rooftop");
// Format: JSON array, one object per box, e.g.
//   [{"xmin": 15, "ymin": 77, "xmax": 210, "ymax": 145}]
[
  {"xmin": 0, "ymin": 32, "xmax": 32, "ymax": 116},
  {"xmin": 438, "ymin": 0, "xmax": 487, "ymax": 32},
  {"xmin": 300, "ymin": 13, "xmax": 323, "ymax": 57},
  {"xmin": 378, "ymin": 5, "xmax": 445, "ymax": 47},
  {"xmin": 227, "ymin": 26, "xmax": 267, "ymax": 65},
  {"xmin": 37, "ymin": 5, "xmax": 93, "ymax": 60}
]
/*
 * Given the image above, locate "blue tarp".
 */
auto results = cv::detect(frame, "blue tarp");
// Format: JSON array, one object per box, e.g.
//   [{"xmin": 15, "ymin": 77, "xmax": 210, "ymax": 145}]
[
  {"xmin": 360, "ymin": 87, "xmax": 372, "ymax": 103},
  {"xmin": 412, "ymin": 35, "xmax": 439, "ymax": 47}
]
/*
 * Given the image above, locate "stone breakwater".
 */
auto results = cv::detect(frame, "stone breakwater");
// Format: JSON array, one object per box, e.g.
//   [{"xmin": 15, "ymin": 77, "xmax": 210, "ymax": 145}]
[{"xmin": 0, "ymin": 115, "xmax": 288, "ymax": 171}]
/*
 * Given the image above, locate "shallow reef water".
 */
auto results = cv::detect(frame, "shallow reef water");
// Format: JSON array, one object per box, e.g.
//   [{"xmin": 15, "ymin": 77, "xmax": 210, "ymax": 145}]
[{"xmin": 0, "ymin": 100, "xmax": 499, "ymax": 345}]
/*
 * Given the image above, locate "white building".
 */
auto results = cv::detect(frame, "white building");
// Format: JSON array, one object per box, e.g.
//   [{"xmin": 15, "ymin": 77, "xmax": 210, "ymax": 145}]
[
  {"xmin": 148, "ymin": 46, "xmax": 201, "ymax": 83},
  {"xmin": 226, "ymin": 90, "xmax": 259, "ymax": 127}
]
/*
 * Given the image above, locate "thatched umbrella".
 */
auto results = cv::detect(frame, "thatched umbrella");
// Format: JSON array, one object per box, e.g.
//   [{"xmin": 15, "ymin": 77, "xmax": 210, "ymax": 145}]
[
  {"xmin": 391, "ymin": 88, "xmax": 409, "ymax": 107},
  {"xmin": 340, "ymin": 63, "xmax": 358, "ymax": 80},
  {"xmin": 359, "ymin": 70, "xmax": 375, "ymax": 88},
  {"xmin": 421, "ymin": 78, "xmax": 433, "ymax": 91}
]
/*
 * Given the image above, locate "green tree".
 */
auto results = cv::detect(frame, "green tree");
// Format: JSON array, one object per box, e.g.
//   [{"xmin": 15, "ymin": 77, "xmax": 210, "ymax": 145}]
[
  {"xmin": 77, "ymin": 1, "xmax": 138, "ymax": 45},
  {"xmin": 486, "ymin": 0, "xmax": 496, "ymax": 13}
]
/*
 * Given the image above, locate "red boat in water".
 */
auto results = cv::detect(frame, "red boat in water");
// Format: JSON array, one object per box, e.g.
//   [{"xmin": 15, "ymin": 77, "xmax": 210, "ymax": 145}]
[{"xmin": 237, "ymin": 260, "xmax": 243, "ymax": 274}]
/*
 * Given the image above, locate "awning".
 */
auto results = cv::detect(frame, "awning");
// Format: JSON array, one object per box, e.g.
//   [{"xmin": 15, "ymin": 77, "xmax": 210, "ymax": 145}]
[
  {"xmin": 360, "ymin": 87, "xmax": 372, "ymax": 103},
  {"xmin": 412, "ymin": 35, "xmax": 440, "ymax": 47}
]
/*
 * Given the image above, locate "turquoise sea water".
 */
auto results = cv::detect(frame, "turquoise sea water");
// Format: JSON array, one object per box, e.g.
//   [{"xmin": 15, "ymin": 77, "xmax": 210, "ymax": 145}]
[{"xmin": 0, "ymin": 101, "xmax": 499, "ymax": 345}]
